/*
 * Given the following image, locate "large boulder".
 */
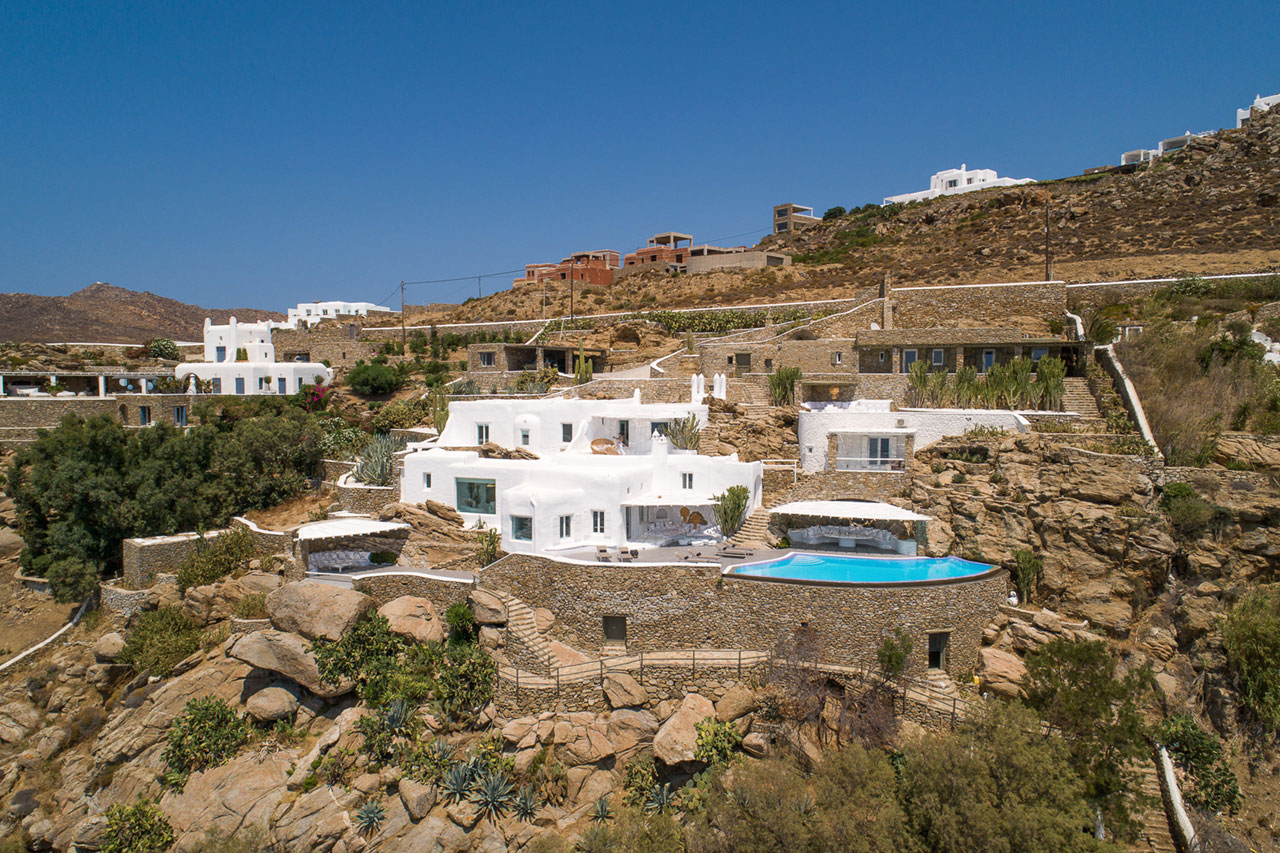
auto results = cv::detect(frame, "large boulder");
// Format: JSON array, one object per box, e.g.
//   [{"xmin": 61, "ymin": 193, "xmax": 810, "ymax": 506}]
[
  {"xmin": 398, "ymin": 778, "xmax": 437, "ymax": 821},
  {"xmin": 653, "ymin": 693, "xmax": 715, "ymax": 767},
  {"xmin": 378, "ymin": 596, "xmax": 444, "ymax": 644},
  {"xmin": 0, "ymin": 528, "xmax": 22, "ymax": 560},
  {"xmin": 602, "ymin": 672, "xmax": 648, "ymax": 709},
  {"xmin": 266, "ymin": 581, "xmax": 374, "ymax": 641},
  {"xmin": 468, "ymin": 589, "xmax": 506, "ymax": 625},
  {"xmin": 161, "ymin": 751, "xmax": 294, "ymax": 842},
  {"xmin": 715, "ymin": 684, "xmax": 757, "ymax": 722},
  {"xmin": 0, "ymin": 700, "xmax": 40, "ymax": 744},
  {"xmin": 976, "ymin": 647, "xmax": 1027, "ymax": 699},
  {"xmin": 245, "ymin": 685, "xmax": 301, "ymax": 723},
  {"xmin": 93, "ymin": 633, "xmax": 126, "ymax": 664},
  {"xmin": 606, "ymin": 709, "xmax": 659, "ymax": 756},
  {"xmin": 228, "ymin": 630, "xmax": 354, "ymax": 699}
]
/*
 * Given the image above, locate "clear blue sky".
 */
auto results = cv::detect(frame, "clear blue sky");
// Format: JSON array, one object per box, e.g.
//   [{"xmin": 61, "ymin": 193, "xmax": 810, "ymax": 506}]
[{"xmin": 2, "ymin": 1, "xmax": 1277, "ymax": 310}]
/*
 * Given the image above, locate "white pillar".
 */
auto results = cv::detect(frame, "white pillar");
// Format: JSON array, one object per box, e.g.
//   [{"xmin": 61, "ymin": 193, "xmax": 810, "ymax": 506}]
[
  {"xmin": 98, "ymin": 376, "xmax": 106, "ymax": 397},
  {"xmin": 0, "ymin": 375, "xmax": 5, "ymax": 396},
  {"xmin": 141, "ymin": 377, "xmax": 149, "ymax": 395}
]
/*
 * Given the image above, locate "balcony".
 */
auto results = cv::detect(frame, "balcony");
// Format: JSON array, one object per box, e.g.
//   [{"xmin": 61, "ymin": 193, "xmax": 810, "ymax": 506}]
[{"xmin": 834, "ymin": 456, "xmax": 906, "ymax": 472}]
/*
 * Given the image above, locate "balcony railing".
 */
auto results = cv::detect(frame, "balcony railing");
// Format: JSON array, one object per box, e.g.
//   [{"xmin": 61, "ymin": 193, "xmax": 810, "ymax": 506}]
[{"xmin": 834, "ymin": 456, "xmax": 906, "ymax": 472}]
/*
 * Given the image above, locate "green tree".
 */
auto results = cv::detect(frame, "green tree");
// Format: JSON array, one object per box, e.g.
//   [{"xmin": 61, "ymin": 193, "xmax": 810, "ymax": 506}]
[
  {"xmin": 146, "ymin": 338, "xmax": 181, "ymax": 361},
  {"xmin": 900, "ymin": 701, "xmax": 1121, "ymax": 853},
  {"xmin": 876, "ymin": 627, "xmax": 913, "ymax": 677},
  {"xmin": 1222, "ymin": 586, "xmax": 1280, "ymax": 729},
  {"xmin": 346, "ymin": 360, "xmax": 402, "ymax": 396},
  {"xmin": 1022, "ymin": 639, "xmax": 1153, "ymax": 839}
]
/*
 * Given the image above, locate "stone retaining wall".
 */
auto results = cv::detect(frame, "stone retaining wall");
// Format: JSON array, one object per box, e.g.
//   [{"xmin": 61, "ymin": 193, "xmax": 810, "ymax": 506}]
[
  {"xmin": 100, "ymin": 584, "xmax": 152, "ymax": 620},
  {"xmin": 335, "ymin": 476, "xmax": 399, "ymax": 513},
  {"xmin": 321, "ymin": 459, "xmax": 357, "ymax": 484},
  {"xmin": 495, "ymin": 663, "xmax": 770, "ymax": 716},
  {"xmin": 121, "ymin": 530, "xmax": 231, "ymax": 589},
  {"xmin": 351, "ymin": 571, "xmax": 476, "ymax": 609},
  {"xmin": 478, "ymin": 554, "xmax": 1006, "ymax": 679},
  {"xmin": 887, "ymin": 281, "xmax": 1066, "ymax": 329}
]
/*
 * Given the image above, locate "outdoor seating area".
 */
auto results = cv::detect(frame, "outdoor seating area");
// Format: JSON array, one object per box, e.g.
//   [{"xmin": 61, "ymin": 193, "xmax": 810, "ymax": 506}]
[
  {"xmin": 308, "ymin": 549, "xmax": 379, "ymax": 573},
  {"xmin": 788, "ymin": 524, "xmax": 897, "ymax": 550}
]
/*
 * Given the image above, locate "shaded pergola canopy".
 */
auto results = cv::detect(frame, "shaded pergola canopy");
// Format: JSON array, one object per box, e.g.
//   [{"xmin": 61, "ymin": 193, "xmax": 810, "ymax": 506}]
[{"xmin": 768, "ymin": 500, "xmax": 931, "ymax": 523}]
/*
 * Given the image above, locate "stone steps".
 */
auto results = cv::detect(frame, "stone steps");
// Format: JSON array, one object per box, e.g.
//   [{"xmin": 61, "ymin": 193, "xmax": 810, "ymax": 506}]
[
  {"xmin": 1132, "ymin": 759, "xmax": 1177, "ymax": 853},
  {"xmin": 730, "ymin": 507, "xmax": 773, "ymax": 547},
  {"xmin": 490, "ymin": 590, "xmax": 558, "ymax": 673},
  {"xmin": 922, "ymin": 667, "xmax": 961, "ymax": 700},
  {"xmin": 1062, "ymin": 376, "xmax": 1102, "ymax": 418}
]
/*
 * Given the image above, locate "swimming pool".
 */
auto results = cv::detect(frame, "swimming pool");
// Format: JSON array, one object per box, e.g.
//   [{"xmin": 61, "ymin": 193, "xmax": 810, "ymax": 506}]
[{"xmin": 727, "ymin": 552, "xmax": 995, "ymax": 585}]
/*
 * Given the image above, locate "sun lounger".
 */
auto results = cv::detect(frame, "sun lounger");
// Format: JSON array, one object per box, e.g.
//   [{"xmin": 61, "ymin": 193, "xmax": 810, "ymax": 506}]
[{"xmin": 618, "ymin": 551, "xmax": 635, "ymax": 563}]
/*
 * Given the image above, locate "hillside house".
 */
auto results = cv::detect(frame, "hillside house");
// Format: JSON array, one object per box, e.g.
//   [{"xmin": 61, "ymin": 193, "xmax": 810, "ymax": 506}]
[
  {"xmin": 883, "ymin": 165, "xmax": 1034, "ymax": 205},
  {"xmin": 467, "ymin": 342, "xmax": 606, "ymax": 375},
  {"xmin": 1236, "ymin": 93, "xmax": 1280, "ymax": 127},
  {"xmin": 512, "ymin": 251, "xmax": 620, "ymax": 288},
  {"xmin": 174, "ymin": 317, "xmax": 333, "ymax": 395},
  {"xmin": 772, "ymin": 203, "xmax": 820, "ymax": 234},
  {"xmin": 285, "ymin": 301, "xmax": 393, "ymax": 329},
  {"xmin": 400, "ymin": 394, "xmax": 762, "ymax": 555}
]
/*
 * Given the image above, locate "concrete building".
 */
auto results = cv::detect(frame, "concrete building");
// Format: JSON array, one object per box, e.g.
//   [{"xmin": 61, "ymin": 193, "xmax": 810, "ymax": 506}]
[
  {"xmin": 883, "ymin": 165, "xmax": 1034, "ymax": 205},
  {"xmin": 772, "ymin": 204, "xmax": 820, "ymax": 234},
  {"xmin": 513, "ymin": 251, "xmax": 620, "ymax": 288},
  {"xmin": 286, "ymin": 301, "xmax": 393, "ymax": 328},
  {"xmin": 467, "ymin": 342, "xmax": 606, "ymax": 375},
  {"xmin": 685, "ymin": 245, "xmax": 792, "ymax": 274},
  {"xmin": 400, "ymin": 392, "xmax": 762, "ymax": 555},
  {"xmin": 1237, "ymin": 93, "xmax": 1280, "ymax": 128},
  {"xmin": 174, "ymin": 317, "xmax": 333, "ymax": 395},
  {"xmin": 622, "ymin": 233, "xmax": 693, "ymax": 269}
]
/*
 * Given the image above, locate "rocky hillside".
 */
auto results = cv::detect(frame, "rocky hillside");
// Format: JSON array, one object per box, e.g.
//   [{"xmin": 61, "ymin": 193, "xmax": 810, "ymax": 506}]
[
  {"xmin": 0, "ymin": 283, "xmax": 282, "ymax": 344},
  {"xmin": 413, "ymin": 108, "xmax": 1280, "ymax": 325}
]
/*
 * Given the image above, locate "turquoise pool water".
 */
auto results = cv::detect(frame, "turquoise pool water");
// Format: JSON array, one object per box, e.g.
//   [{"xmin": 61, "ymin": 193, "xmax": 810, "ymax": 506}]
[{"xmin": 728, "ymin": 552, "xmax": 994, "ymax": 584}]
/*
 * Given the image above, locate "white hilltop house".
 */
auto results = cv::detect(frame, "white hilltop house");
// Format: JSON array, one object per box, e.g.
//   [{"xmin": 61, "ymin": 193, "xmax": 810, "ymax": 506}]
[
  {"xmin": 285, "ymin": 300, "xmax": 392, "ymax": 328},
  {"xmin": 883, "ymin": 165, "xmax": 1034, "ymax": 205},
  {"xmin": 400, "ymin": 380, "xmax": 762, "ymax": 555},
  {"xmin": 1237, "ymin": 93, "xmax": 1280, "ymax": 128},
  {"xmin": 174, "ymin": 317, "xmax": 333, "ymax": 395}
]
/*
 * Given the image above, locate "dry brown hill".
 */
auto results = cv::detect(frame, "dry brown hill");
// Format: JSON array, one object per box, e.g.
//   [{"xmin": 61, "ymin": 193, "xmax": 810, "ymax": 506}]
[
  {"xmin": 402, "ymin": 107, "xmax": 1280, "ymax": 325},
  {"xmin": 0, "ymin": 282, "xmax": 283, "ymax": 343}
]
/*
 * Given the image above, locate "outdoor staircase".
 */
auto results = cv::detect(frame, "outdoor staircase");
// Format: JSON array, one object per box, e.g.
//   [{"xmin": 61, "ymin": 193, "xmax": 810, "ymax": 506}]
[
  {"xmin": 1062, "ymin": 376, "xmax": 1103, "ymax": 419},
  {"xmin": 731, "ymin": 507, "xmax": 774, "ymax": 547},
  {"xmin": 922, "ymin": 668, "xmax": 962, "ymax": 702},
  {"xmin": 489, "ymin": 589, "xmax": 558, "ymax": 675},
  {"xmin": 1132, "ymin": 759, "xmax": 1178, "ymax": 853}
]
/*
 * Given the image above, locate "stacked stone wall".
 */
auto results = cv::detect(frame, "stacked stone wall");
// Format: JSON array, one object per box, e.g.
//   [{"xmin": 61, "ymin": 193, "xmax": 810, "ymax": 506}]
[
  {"xmin": 352, "ymin": 571, "xmax": 475, "ymax": 609},
  {"xmin": 888, "ymin": 282, "xmax": 1066, "ymax": 329},
  {"xmin": 0, "ymin": 394, "xmax": 206, "ymax": 447},
  {"xmin": 121, "ymin": 530, "xmax": 231, "ymax": 589},
  {"xmin": 494, "ymin": 662, "xmax": 769, "ymax": 716},
  {"xmin": 335, "ymin": 478, "xmax": 399, "ymax": 513}
]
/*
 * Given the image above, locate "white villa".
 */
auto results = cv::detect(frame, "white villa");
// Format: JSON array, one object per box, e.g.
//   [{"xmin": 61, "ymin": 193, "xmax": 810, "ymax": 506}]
[
  {"xmin": 285, "ymin": 300, "xmax": 393, "ymax": 328},
  {"xmin": 1237, "ymin": 92, "xmax": 1280, "ymax": 128},
  {"xmin": 883, "ymin": 165, "xmax": 1034, "ymax": 205},
  {"xmin": 400, "ymin": 393, "xmax": 763, "ymax": 555},
  {"xmin": 797, "ymin": 400, "xmax": 1031, "ymax": 473},
  {"xmin": 174, "ymin": 317, "xmax": 333, "ymax": 395}
]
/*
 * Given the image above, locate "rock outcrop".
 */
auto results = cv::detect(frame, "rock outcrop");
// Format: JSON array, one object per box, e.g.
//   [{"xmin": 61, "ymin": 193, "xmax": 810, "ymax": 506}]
[
  {"xmin": 228, "ymin": 630, "xmax": 353, "ymax": 698},
  {"xmin": 653, "ymin": 693, "xmax": 715, "ymax": 767},
  {"xmin": 265, "ymin": 581, "xmax": 374, "ymax": 641}
]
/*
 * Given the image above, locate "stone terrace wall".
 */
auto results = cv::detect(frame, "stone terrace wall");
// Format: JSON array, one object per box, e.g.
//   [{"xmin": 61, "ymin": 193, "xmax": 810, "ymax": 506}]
[
  {"xmin": 774, "ymin": 470, "xmax": 910, "ymax": 505},
  {"xmin": 335, "ymin": 476, "xmax": 399, "ymax": 513},
  {"xmin": 121, "ymin": 530, "xmax": 231, "ymax": 589},
  {"xmin": 495, "ymin": 663, "xmax": 769, "ymax": 716},
  {"xmin": 478, "ymin": 554, "xmax": 1007, "ymax": 678},
  {"xmin": 888, "ymin": 282, "xmax": 1066, "ymax": 329},
  {"xmin": 0, "ymin": 394, "xmax": 206, "ymax": 447},
  {"xmin": 352, "ymin": 571, "xmax": 475, "ymax": 609},
  {"xmin": 560, "ymin": 377, "xmax": 703, "ymax": 404},
  {"xmin": 808, "ymin": 297, "xmax": 885, "ymax": 338}
]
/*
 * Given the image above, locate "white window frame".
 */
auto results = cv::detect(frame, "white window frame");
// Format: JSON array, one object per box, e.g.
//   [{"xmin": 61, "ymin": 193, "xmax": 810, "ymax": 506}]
[
  {"xmin": 591, "ymin": 510, "xmax": 605, "ymax": 534},
  {"xmin": 422, "ymin": 472, "xmax": 432, "ymax": 489},
  {"xmin": 511, "ymin": 515, "xmax": 533, "ymax": 541},
  {"xmin": 903, "ymin": 349, "xmax": 918, "ymax": 370},
  {"xmin": 830, "ymin": 351, "xmax": 843, "ymax": 365},
  {"xmin": 558, "ymin": 515, "xmax": 572, "ymax": 539},
  {"xmin": 476, "ymin": 423, "xmax": 490, "ymax": 444},
  {"xmin": 931, "ymin": 348, "xmax": 945, "ymax": 366},
  {"xmin": 681, "ymin": 472, "xmax": 694, "ymax": 489},
  {"xmin": 479, "ymin": 351, "xmax": 496, "ymax": 367}
]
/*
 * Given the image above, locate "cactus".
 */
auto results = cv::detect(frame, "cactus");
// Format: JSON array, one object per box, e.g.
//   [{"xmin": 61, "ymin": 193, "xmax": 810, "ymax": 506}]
[{"xmin": 353, "ymin": 434, "xmax": 397, "ymax": 486}]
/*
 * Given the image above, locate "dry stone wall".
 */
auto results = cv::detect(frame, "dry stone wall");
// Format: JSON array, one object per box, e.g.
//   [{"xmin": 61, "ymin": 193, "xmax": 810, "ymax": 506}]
[{"xmin": 888, "ymin": 282, "xmax": 1066, "ymax": 329}]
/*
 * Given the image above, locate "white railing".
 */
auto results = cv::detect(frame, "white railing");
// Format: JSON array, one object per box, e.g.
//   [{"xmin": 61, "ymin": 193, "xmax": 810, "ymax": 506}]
[{"xmin": 834, "ymin": 456, "xmax": 906, "ymax": 472}]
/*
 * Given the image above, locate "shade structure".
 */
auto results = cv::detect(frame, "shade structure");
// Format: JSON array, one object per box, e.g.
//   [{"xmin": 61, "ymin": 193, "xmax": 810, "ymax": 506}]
[
  {"xmin": 296, "ymin": 517, "xmax": 410, "ymax": 542},
  {"xmin": 768, "ymin": 500, "xmax": 931, "ymax": 522}
]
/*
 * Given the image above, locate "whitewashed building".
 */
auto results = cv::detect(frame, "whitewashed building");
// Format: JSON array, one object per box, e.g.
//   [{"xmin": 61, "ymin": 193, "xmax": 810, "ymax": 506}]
[
  {"xmin": 174, "ymin": 317, "xmax": 333, "ymax": 395},
  {"xmin": 1237, "ymin": 93, "xmax": 1280, "ymax": 128},
  {"xmin": 285, "ymin": 300, "xmax": 393, "ymax": 328},
  {"xmin": 400, "ymin": 393, "xmax": 763, "ymax": 554},
  {"xmin": 883, "ymin": 165, "xmax": 1034, "ymax": 205}
]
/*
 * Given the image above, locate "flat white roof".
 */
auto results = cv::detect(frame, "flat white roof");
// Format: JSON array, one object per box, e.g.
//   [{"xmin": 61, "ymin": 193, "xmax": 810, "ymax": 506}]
[
  {"xmin": 769, "ymin": 500, "xmax": 931, "ymax": 522},
  {"xmin": 296, "ymin": 518, "xmax": 410, "ymax": 541}
]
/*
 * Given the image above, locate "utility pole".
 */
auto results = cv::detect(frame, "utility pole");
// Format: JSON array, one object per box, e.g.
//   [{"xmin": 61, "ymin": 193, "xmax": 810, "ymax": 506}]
[
  {"xmin": 569, "ymin": 264, "xmax": 575, "ymax": 320},
  {"xmin": 477, "ymin": 276, "xmax": 482, "ymax": 300},
  {"xmin": 1043, "ymin": 192, "xmax": 1053, "ymax": 282},
  {"xmin": 400, "ymin": 280, "xmax": 406, "ymax": 353}
]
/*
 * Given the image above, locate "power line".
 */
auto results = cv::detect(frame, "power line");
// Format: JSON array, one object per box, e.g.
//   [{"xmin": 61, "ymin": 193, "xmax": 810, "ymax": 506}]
[{"xmin": 402, "ymin": 268, "xmax": 524, "ymax": 286}]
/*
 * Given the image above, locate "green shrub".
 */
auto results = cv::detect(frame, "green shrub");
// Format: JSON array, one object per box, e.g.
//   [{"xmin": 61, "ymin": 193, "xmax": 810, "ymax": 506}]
[
  {"xmin": 1011, "ymin": 549, "xmax": 1042, "ymax": 605},
  {"xmin": 694, "ymin": 718, "xmax": 743, "ymax": 767},
  {"xmin": 1154, "ymin": 714, "xmax": 1241, "ymax": 814},
  {"xmin": 1159, "ymin": 483, "xmax": 1228, "ymax": 537},
  {"xmin": 822, "ymin": 205, "xmax": 846, "ymax": 220},
  {"xmin": 476, "ymin": 528, "xmax": 501, "ymax": 568},
  {"xmin": 368, "ymin": 550, "xmax": 398, "ymax": 565},
  {"xmin": 712, "ymin": 485, "xmax": 751, "ymax": 536},
  {"xmin": 313, "ymin": 613, "xmax": 411, "ymax": 705},
  {"xmin": 877, "ymin": 627, "xmax": 913, "ymax": 677},
  {"xmin": 45, "ymin": 557, "xmax": 99, "ymax": 603},
  {"xmin": 232, "ymin": 593, "xmax": 267, "ymax": 619},
  {"xmin": 370, "ymin": 399, "xmax": 427, "ymax": 432},
  {"xmin": 146, "ymin": 338, "xmax": 181, "ymax": 361},
  {"xmin": 101, "ymin": 798, "xmax": 174, "ymax": 853},
  {"xmin": 767, "ymin": 366, "xmax": 802, "ymax": 407},
  {"xmin": 162, "ymin": 696, "xmax": 249, "ymax": 783},
  {"xmin": 120, "ymin": 607, "xmax": 201, "ymax": 677},
  {"xmin": 346, "ymin": 361, "xmax": 403, "ymax": 396},
  {"xmin": 1222, "ymin": 587, "xmax": 1280, "ymax": 730},
  {"xmin": 445, "ymin": 602, "xmax": 478, "ymax": 642},
  {"xmin": 318, "ymin": 417, "xmax": 370, "ymax": 460},
  {"xmin": 621, "ymin": 753, "xmax": 659, "ymax": 807},
  {"xmin": 176, "ymin": 527, "xmax": 260, "ymax": 593}
]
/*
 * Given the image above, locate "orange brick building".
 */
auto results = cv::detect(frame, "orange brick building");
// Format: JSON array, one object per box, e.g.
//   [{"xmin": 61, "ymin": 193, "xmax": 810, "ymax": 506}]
[{"xmin": 513, "ymin": 250, "xmax": 620, "ymax": 288}]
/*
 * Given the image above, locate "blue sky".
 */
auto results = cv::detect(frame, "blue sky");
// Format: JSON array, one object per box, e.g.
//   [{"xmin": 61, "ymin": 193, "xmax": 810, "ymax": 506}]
[{"xmin": 2, "ymin": 0, "xmax": 1277, "ymax": 310}]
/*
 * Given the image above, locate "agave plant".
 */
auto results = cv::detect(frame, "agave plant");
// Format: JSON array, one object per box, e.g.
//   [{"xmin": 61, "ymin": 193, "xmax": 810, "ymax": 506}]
[
  {"xmin": 353, "ymin": 433, "xmax": 397, "ymax": 486},
  {"xmin": 353, "ymin": 799, "xmax": 386, "ymax": 835},
  {"xmin": 665, "ymin": 413, "xmax": 702, "ymax": 451},
  {"xmin": 644, "ymin": 782, "xmax": 677, "ymax": 815},
  {"xmin": 441, "ymin": 763, "xmax": 474, "ymax": 803},
  {"xmin": 588, "ymin": 795, "xmax": 613, "ymax": 825},
  {"xmin": 512, "ymin": 784, "xmax": 539, "ymax": 821},
  {"xmin": 382, "ymin": 699, "xmax": 413, "ymax": 736},
  {"xmin": 427, "ymin": 738, "xmax": 457, "ymax": 765},
  {"xmin": 470, "ymin": 770, "xmax": 515, "ymax": 821}
]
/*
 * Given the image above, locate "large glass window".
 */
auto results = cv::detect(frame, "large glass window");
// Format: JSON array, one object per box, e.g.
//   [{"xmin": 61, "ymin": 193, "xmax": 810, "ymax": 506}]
[
  {"xmin": 173, "ymin": 406, "xmax": 187, "ymax": 427},
  {"xmin": 456, "ymin": 478, "xmax": 496, "ymax": 514},
  {"xmin": 511, "ymin": 515, "xmax": 532, "ymax": 541}
]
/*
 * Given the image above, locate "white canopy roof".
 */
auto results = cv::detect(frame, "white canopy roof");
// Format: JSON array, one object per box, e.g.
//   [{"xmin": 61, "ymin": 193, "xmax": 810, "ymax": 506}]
[
  {"xmin": 296, "ymin": 518, "xmax": 410, "ymax": 541},
  {"xmin": 621, "ymin": 492, "xmax": 716, "ymax": 506},
  {"xmin": 768, "ymin": 500, "xmax": 931, "ymax": 522}
]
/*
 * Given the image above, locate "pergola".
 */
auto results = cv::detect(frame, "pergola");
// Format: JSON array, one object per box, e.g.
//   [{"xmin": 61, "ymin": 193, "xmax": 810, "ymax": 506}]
[{"xmin": 768, "ymin": 500, "xmax": 931, "ymax": 553}]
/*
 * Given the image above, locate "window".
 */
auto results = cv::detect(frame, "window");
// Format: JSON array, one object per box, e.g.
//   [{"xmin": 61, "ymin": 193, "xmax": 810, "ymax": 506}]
[
  {"xmin": 1030, "ymin": 347, "xmax": 1048, "ymax": 363},
  {"xmin": 946, "ymin": 179, "xmax": 958, "ymax": 188},
  {"xmin": 558, "ymin": 515, "xmax": 572, "ymax": 539},
  {"xmin": 297, "ymin": 377, "xmax": 304, "ymax": 391},
  {"xmin": 511, "ymin": 516, "xmax": 533, "ymax": 541},
  {"xmin": 650, "ymin": 421, "xmax": 670, "ymax": 437},
  {"xmin": 932, "ymin": 348, "xmax": 945, "ymax": 366},
  {"xmin": 173, "ymin": 406, "xmax": 187, "ymax": 427},
  {"xmin": 476, "ymin": 423, "xmax": 489, "ymax": 444},
  {"xmin": 966, "ymin": 177, "xmax": 974, "ymax": 185},
  {"xmin": 618, "ymin": 420, "xmax": 629, "ymax": 446},
  {"xmin": 681, "ymin": 472, "xmax": 694, "ymax": 489},
  {"xmin": 830, "ymin": 351, "xmax": 843, "ymax": 365},
  {"xmin": 138, "ymin": 406, "xmax": 152, "ymax": 426},
  {"xmin": 234, "ymin": 377, "xmax": 245, "ymax": 394},
  {"xmin": 878, "ymin": 351, "xmax": 886, "ymax": 363},
  {"xmin": 456, "ymin": 478, "xmax": 496, "ymax": 514},
  {"xmin": 561, "ymin": 423, "xmax": 573, "ymax": 443},
  {"xmin": 764, "ymin": 358, "xmax": 773, "ymax": 371},
  {"xmin": 479, "ymin": 351, "xmax": 496, "ymax": 367},
  {"xmin": 278, "ymin": 377, "xmax": 287, "ymax": 394},
  {"xmin": 215, "ymin": 346, "xmax": 226, "ymax": 363},
  {"xmin": 902, "ymin": 350, "xmax": 918, "ymax": 370},
  {"xmin": 592, "ymin": 510, "xmax": 605, "ymax": 534},
  {"xmin": 869, "ymin": 436, "xmax": 891, "ymax": 466},
  {"xmin": 982, "ymin": 349, "xmax": 996, "ymax": 372},
  {"xmin": 603, "ymin": 615, "xmax": 627, "ymax": 643},
  {"xmin": 519, "ymin": 428, "xmax": 530, "ymax": 446},
  {"xmin": 422, "ymin": 472, "xmax": 432, "ymax": 489},
  {"xmin": 211, "ymin": 378, "xmax": 222, "ymax": 393}
]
